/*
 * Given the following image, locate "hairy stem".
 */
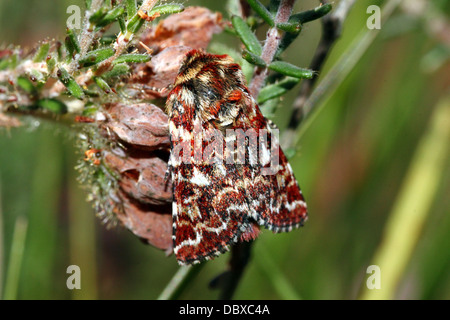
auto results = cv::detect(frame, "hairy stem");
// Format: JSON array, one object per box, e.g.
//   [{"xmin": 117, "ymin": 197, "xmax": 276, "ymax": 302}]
[
  {"xmin": 68, "ymin": 0, "xmax": 104, "ymax": 74},
  {"xmin": 249, "ymin": 0, "xmax": 296, "ymax": 97}
]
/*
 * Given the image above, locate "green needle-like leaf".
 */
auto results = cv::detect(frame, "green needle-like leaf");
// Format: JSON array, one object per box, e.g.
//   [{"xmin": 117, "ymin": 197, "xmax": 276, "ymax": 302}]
[
  {"xmin": 78, "ymin": 48, "xmax": 115, "ymax": 68},
  {"xmin": 65, "ymin": 28, "xmax": 80, "ymax": 58},
  {"xmin": 17, "ymin": 76, "xmax": 36, "ymax": 95},
  {"xmin": 118, "ymin": 16, "xmax": 126, "ymax": 33},
  {"xmin": 99, "ymin": 35, "xmax": 116, "ymax": 45},
  {"xmin": 268, "ymin": 61, "xmax": 314, "ymax": 79},
  {"xmin": 289, "ymin": 3, "xmax": 332, "ymax": 25},
  {"xmin": 148, "ymin": 4, "xmax": 185, "ymax": 16},
  {"xmin": 94, "ymin": 76, "xmax": 112, "ymax": 93},
  {"xmin": 89, "ymin": 7, "xmax": 108, "ymax": 25},
  {"xmin": 126, "ymin": 11, "xmax": 145, "ymax": 34},
  {"xmin": 242, "ymin": 50, "xmax": 267, "ymax": 67},
  {"xmin": 268, "ymin": 0, "xmax": 281, "ymax": 15},
  {"xmin": 95, "ymin": 6, "xmax": 125, "ymax": 28},
  {"xmin": 85, "ymin": 0, "xmax": 92, "ymax": 10},
  {"xmin": 36, "ymin": 98, "xmax": 68, "ymax": 114},
  {"xmin": 113, "ymin": 53, "xmax": 151, "ymax": 65},
  {"xmin": 126, "ymin": 4, "xmax": 184, "ymax": 36},
  {"xmin": 276, "ymin": 21, "xmax": 302, "ymax": 34},
  {"xmin": 246, "ymin": 0, "xmax": 275, "ymax": 27},
  {"xmin": 57, "ymin": 67, "xmax": 84, "ymax": 99},
  {"xmin": 231, "ymin": 15, "xmax": 262, "ymax": 56},
  {"xmin": 33, "ymin": 42, "xmax": 50, "ymax": 62},
  {"xmin": 28, "ymin": 69, "xmax": 45, "ymax": 84},
  {"xmin": 46, "ymin": 56, "xmax": 56, "ymax": 72},
  {"xmin": 126, "ymin": 0, "xmax": 137, "ymax": 19},
  {"xmin": 102, "ymin": 63, "xmax": 130, "ymax": 79},
  {"xmin": 257, "ymin": 76, "xmax": 301, "ymax": 103}
]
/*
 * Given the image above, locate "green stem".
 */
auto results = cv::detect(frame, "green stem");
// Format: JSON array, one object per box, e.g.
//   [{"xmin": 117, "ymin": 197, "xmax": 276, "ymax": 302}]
[
  {"xmin": 254, "ymin": 242, "xmax": 302, "ymax": 299},
  {"xmin": 68, "ymin": 157, "xmax": 99, "ymax": 300},
  {"xmin": 157, "ymin": 264, "xmax": 204, "ymax": 300},
  {"xmin": 0, "ymin": 178, "xmax": 3, "ymax": 298},
  {"xmin": 3, "ymin": 216, "xmax": 28, "ymax": 300},
  {"xmin": 359, "ymin": 95, "xmax": 450, "ymax": 300}
]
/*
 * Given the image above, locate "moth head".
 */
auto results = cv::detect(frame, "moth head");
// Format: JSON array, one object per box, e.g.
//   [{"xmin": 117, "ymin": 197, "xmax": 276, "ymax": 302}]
[
  {"xmin": 174, "ymin": 49, "xmax": 236, "ymax": 86},
  {"xmin": 169, "ymin": 49, "xmax": 251, "ymax": 130}
]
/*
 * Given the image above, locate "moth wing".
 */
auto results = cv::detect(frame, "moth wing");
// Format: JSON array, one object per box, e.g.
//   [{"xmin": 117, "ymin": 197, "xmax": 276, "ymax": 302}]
[
  {"xmin": 234, "ymin": 96, "xmax": 308, "ymax": 232},
  {"xmin": 249, "ymin": 138, "xmax": 308, "ymax": 233},
  {"xmin": 167, "ymin": 49, "xmax": 307, "ymax": 265},
  {"xmin": 172, "ymin": 164, "xmax": 254, "ymax": 265},
  {"xmin": 170, "ymin": 115, "xmax": 252, "ymax": 265}
]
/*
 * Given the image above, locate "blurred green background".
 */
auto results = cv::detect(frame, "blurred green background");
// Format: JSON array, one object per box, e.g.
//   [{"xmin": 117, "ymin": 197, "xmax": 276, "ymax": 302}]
[{"xmin": 0, "ymin": 0, "xmax": 449, "ymax": 299}]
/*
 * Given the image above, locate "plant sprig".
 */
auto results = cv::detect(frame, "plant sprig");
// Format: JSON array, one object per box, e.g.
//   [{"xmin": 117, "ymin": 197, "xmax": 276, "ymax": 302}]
[
  {"xmin": 229, "ymin": 0, "xmax": 332, "ymax": 106},
  {"xmin": 0, "ymin": 0, "xmax": 184, "ymax": 118}
]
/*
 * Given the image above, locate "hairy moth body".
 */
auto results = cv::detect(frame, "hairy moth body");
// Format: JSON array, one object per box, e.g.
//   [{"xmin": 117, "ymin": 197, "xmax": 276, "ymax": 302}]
[{"xmin": 166, "ymin": 50, "xmax": 307, "ymax": 265}]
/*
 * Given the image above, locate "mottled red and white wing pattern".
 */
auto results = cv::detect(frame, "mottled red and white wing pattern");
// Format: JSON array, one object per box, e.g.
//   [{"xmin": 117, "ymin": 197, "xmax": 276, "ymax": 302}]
[{"xmin": 166, "ymin": 50, "xmax": 307, "ymax": 265}]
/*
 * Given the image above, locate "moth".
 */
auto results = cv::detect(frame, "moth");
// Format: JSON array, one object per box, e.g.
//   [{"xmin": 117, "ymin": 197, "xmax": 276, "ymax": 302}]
[{"xmin": 166, "ymin": 49, "xmax": 307, "ymax": 265}]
